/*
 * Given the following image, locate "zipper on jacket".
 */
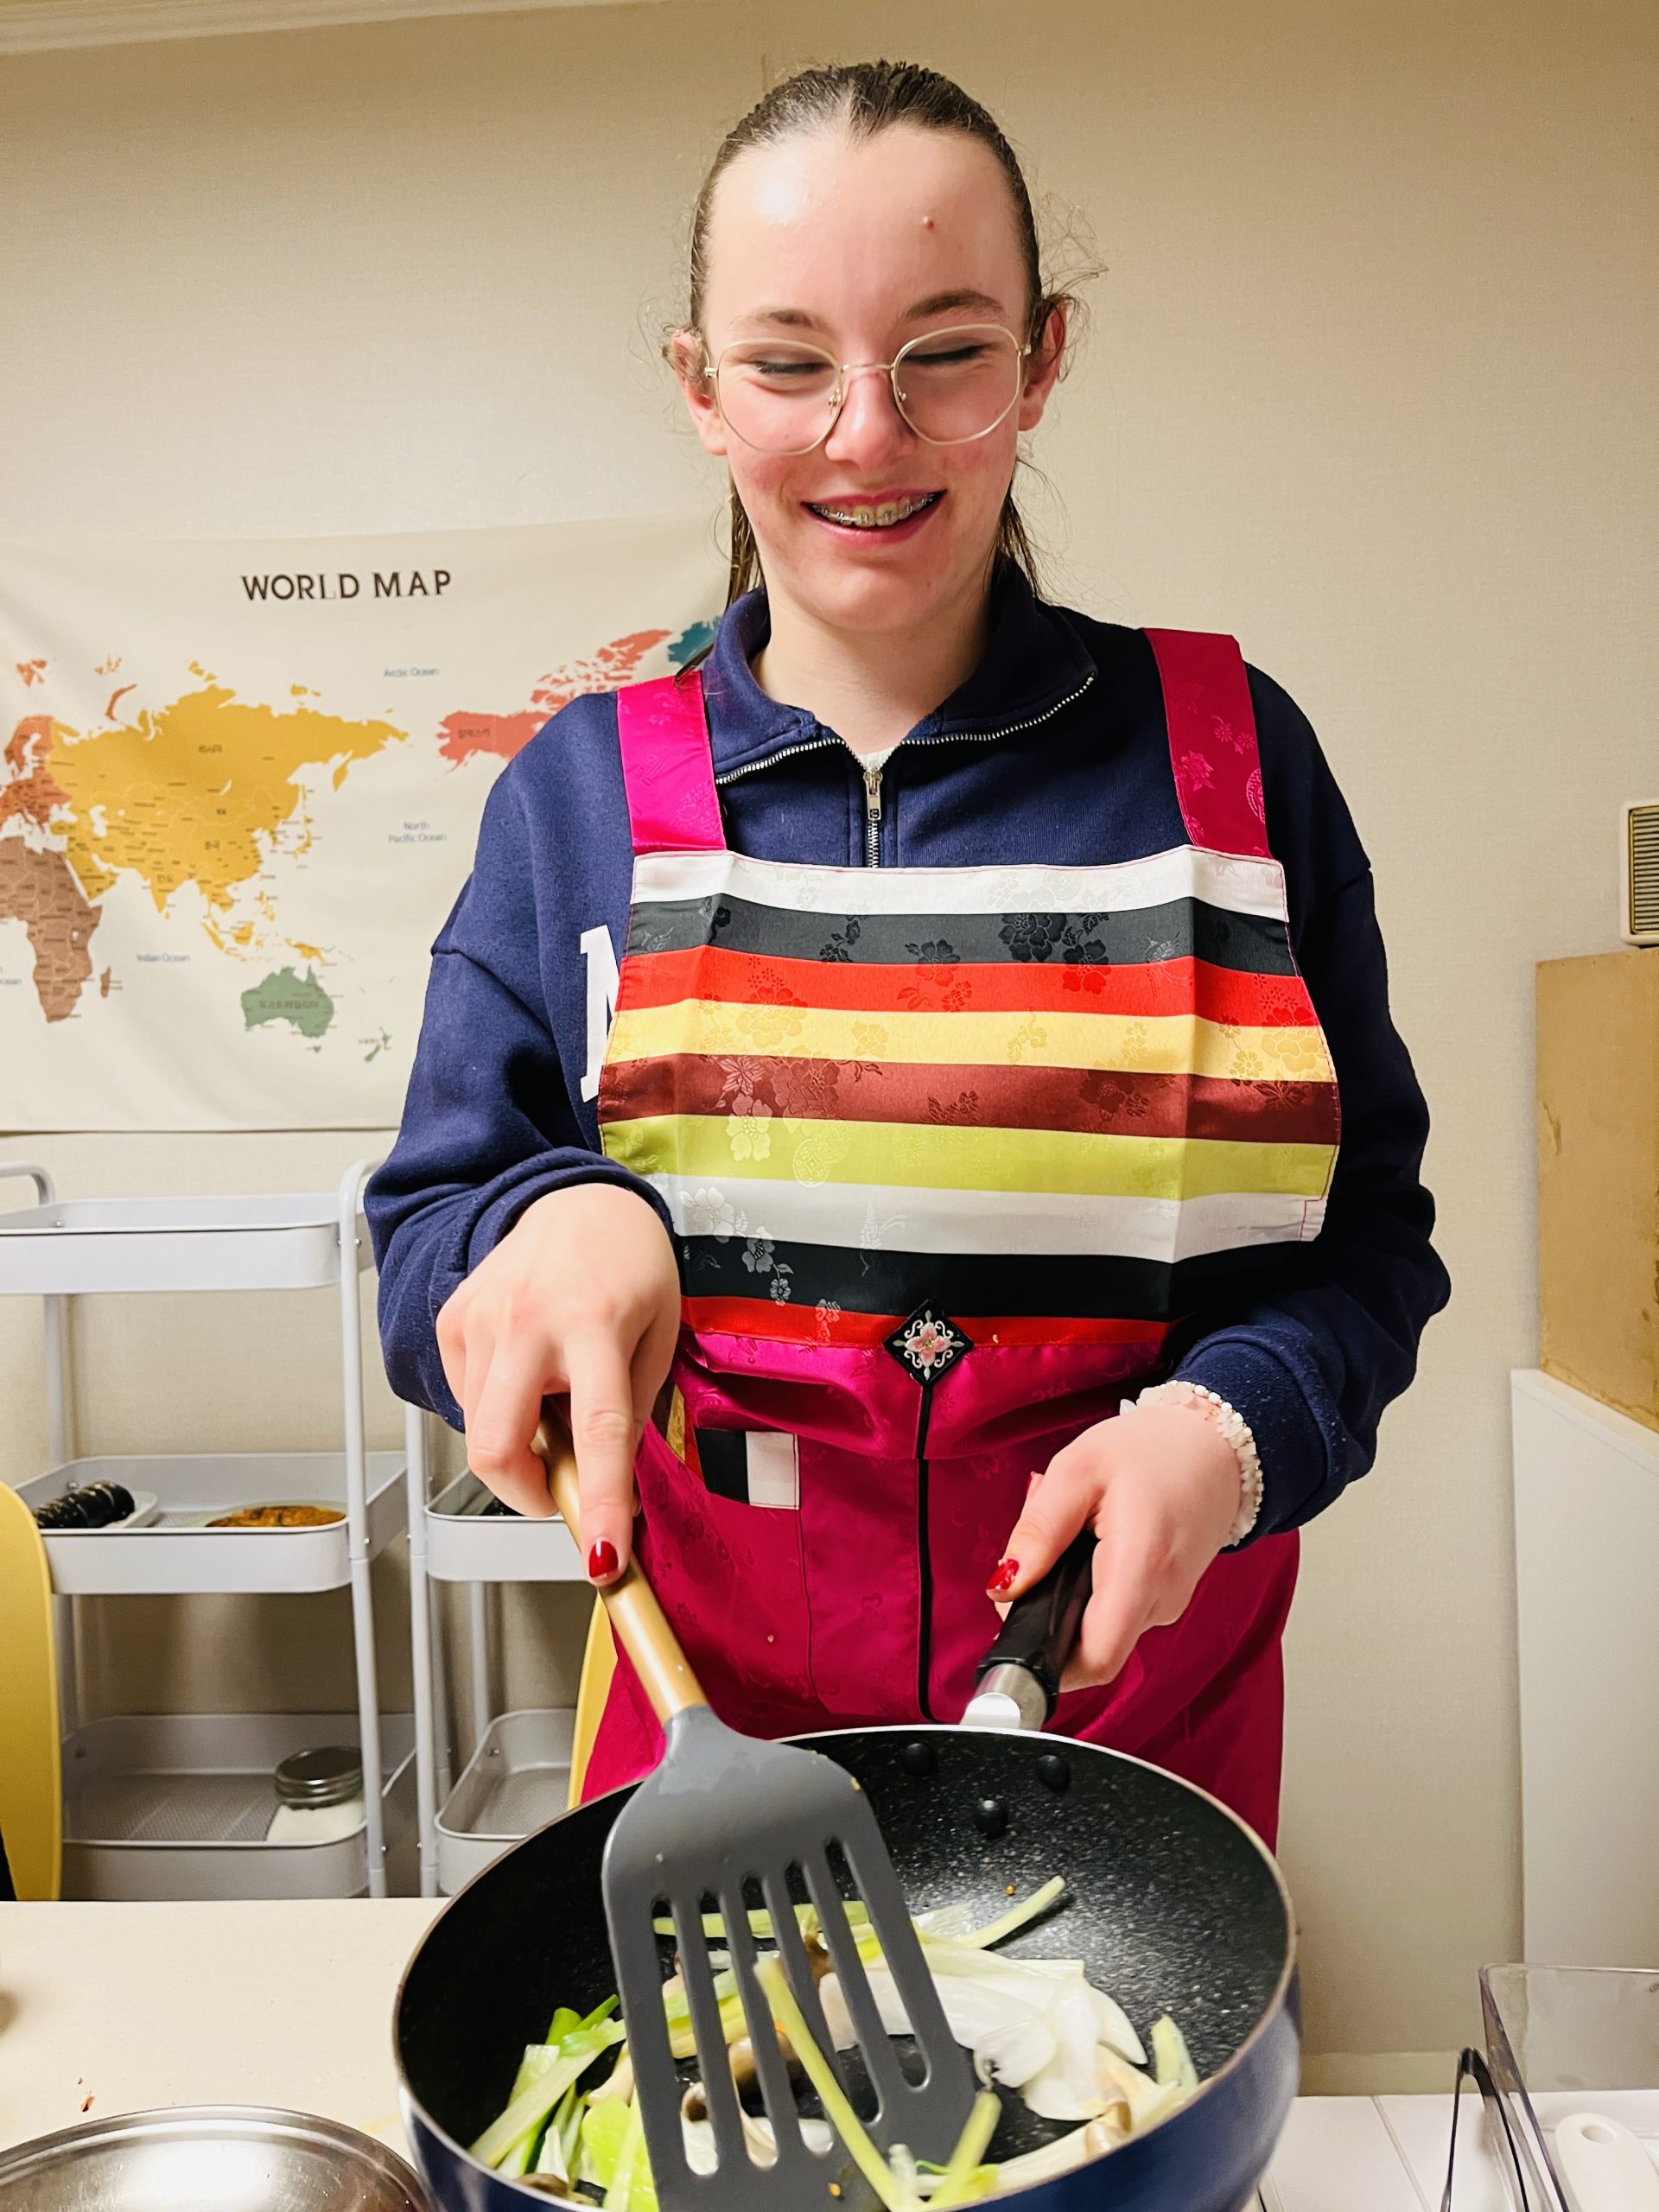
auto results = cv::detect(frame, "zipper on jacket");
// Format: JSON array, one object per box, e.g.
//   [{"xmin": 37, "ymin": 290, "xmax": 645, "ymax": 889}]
[
  {"xmin": 711, "ymin": 733, "xmax": 839, "ymax": 789},
  {"xmin": 862, "ymin": 761, "xmax": 884, "ymax": 868},
  {"xmin": 905, "ymin": 670, "xmax": 1096, "ymax": 753},
  {"xmin": 708, "ymin": 669, "xmax": 1096, "ymax": 791}
]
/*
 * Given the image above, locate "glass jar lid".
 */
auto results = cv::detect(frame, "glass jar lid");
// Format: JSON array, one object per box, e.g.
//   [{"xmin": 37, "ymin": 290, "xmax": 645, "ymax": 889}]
[{"xmin": 274, "ymin": 1745, "xmax": 363, "ymax": 1808}]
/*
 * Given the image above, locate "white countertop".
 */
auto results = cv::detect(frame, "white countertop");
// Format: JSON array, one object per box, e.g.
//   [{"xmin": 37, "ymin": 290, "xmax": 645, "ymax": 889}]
[
  {"xmin": 0, "ymin": 1901, "xmax": 1503, "ymax": 2206},
  {"xmin": 0, "ymin": 1900, "xmax": 439, "ymax": 2153}
]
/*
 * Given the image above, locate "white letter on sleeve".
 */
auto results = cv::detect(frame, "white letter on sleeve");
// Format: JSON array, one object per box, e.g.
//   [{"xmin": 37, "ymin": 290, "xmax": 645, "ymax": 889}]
[{"xmin": 579, "ymin": 925, "xmax": 621, "ymax": 1102}]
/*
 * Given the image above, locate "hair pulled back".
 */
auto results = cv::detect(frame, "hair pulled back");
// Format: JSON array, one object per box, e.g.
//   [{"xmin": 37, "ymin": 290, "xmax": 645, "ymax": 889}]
[{"xmin": 681, "ymin": 60, "xmax": 1069, "ymax": 607}]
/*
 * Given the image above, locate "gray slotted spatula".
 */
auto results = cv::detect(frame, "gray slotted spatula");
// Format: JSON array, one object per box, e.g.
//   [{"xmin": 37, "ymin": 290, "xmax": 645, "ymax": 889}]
[{"xmin": 537, "ymin": 1426, "xmax": 976, "ymax": 2210}]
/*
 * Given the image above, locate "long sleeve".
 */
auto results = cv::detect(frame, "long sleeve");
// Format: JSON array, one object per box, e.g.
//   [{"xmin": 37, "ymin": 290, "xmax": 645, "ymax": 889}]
[
  {"xmin": 365, "ymin": 746, "xmax": 666, "ymax": 1427},
  {"xmin": 1170, "ymin": 679, "xmax": 1451, "ymax": 1536}
]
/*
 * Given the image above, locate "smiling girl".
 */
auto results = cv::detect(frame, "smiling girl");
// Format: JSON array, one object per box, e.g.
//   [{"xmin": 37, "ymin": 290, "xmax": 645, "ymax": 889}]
[{"xmin": 367, "ymin": 61, "xmax": 1449, "ymax": 1843}]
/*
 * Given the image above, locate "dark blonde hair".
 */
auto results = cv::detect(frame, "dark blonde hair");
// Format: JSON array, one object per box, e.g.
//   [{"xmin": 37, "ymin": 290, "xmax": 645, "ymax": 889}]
[{"xmin": 679, "ymin": 60, "xmax": 1074, "ymax": 607}]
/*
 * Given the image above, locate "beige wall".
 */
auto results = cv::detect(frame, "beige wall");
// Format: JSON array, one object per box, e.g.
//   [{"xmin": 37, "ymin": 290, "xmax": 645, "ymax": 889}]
[{"xmin": 3, "ymin": 0, "xmax": 1655, "ymax": 2068}]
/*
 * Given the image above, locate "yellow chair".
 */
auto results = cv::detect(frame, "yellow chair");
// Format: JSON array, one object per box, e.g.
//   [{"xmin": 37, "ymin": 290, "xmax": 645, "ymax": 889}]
[
  {"xmin": 0, "ymin": 1481, "xmax": 62, "ymax": 1899},
  {"xmin": 566, "ymin": 1596, "xmax": 617, "ymax": 1808}
]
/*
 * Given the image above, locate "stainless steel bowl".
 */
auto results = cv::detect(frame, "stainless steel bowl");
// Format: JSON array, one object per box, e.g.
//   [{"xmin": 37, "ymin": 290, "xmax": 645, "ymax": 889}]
[{"xmin": 0, "ymin": 2104, "xmax": 429, "ymax": 2210}]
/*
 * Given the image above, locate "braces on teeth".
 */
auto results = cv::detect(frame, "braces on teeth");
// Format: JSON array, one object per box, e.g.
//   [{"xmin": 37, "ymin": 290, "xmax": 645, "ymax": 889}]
[{"xmin": 811, "ymin": 493, "xmax": 941, "ymax": 528}]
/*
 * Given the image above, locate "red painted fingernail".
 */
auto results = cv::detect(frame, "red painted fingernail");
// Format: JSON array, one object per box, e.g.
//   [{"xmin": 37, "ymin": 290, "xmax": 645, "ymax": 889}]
[
  {"xmin": 986, "ymin": 1557, "xmax": 1019, "ymax": 1597},
  {"xmin": 588, "ymin": 1539, "xmax": 620, "ymax": 1582}
]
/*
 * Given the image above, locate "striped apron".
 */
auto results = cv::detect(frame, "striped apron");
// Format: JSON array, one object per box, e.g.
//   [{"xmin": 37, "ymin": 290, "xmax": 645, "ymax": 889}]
[{"xmin": 580, "ymin": 629, "xmax": 1339, "ymax": 1846}]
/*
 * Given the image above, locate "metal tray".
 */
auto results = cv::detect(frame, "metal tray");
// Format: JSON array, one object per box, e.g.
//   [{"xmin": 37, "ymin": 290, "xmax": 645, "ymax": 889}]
[
  {"xmin": 19, "ymin": 1452, "xmax": 406, "ymax": 1593},
  {"xmin": 0, "ymin": 1192, "xmax": 367, "ymax": 1295},
  {"xmin": 424, "ymin": 1470, "xmax": 583, "ymax": 1583},
  {"xmin": 435, "ymin": 1707, "xmax": 575, "ymax": 1894},
  {"xmin": 62, "ymin": 1711, "xmax": 416, "ymax": 1901}
]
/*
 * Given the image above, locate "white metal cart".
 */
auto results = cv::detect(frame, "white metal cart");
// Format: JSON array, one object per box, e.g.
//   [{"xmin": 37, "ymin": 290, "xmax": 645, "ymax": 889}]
[
  {"xmin": 404, "ymin": 1425, "xmax": 584, "ymax": 1897},
  {"xmin": 0, "ymin": 1160, "xmax": 413, "ymax": 1900}
]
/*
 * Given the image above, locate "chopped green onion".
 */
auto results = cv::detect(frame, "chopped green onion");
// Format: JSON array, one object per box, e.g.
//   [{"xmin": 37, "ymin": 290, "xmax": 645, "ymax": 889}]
[
  {"xmin": 1149, "ymin": 2014, "xmax": 1199, "ymax": 2092},
  {"xmin": 926, "ymin": 2091, "xmax": 1003, "ymax": 2207},
  {"xmin": 652, "ymin": 1901, "xmax": 872, "ymax": 1942},
  {"xmin": 556, "ymin": 2080, "xmax": 584, "ymax": 2174},
  {"xmin": 666, "ymin": 1988, "xmax": 747, "ymax": 2057},
  {"xmin": 491, "ymin": 2044, "xmax": 569, "ymax": 2177},
  {"xmin": 578, "ymin": 2098, "xmax": 631, "ymax": 2192},
  {"xmin": 531, "ymin": 2082, "xmax": 580, "ymax": 2182},
  {"xmin": 662, "ymin": 1967, "xmax": 740, "ymax": 2024},
  {"xmin": 754, "ymin": 1956, "xmax": 918, "ymax": 2212},
  {"xmin": 468, "ymin": 2023, "xmax": 626, "ymax": 2170},
  {"xmin": 603, "ymin": 2097, "xmax": 648, "ymax": 2211},
  {"xmin": 943, "ymin": 1878, "xmax": 1067, "ymax": 1952},
  {"xmin": 495, "ymin": 2123, "xmax": 541, "ymax": 2179}
]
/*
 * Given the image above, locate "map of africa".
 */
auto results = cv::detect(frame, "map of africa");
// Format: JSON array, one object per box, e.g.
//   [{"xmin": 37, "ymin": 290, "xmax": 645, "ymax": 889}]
[{"xmin": 0, "ymin": 517, "xmax": 721, "ymax": 1128}]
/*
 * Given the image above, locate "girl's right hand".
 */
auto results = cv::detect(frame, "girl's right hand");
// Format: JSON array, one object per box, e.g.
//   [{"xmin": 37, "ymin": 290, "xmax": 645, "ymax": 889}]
[{"xmin": 435, "ymin": 1182, "xmax": 681, "ymax": 1582}]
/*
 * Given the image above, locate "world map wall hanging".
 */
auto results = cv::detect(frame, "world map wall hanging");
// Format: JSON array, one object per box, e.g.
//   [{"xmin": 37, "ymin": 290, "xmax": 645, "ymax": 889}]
[{"xmin": 0, "ymin": 514, "xmax": 721, "ymax": 1128}]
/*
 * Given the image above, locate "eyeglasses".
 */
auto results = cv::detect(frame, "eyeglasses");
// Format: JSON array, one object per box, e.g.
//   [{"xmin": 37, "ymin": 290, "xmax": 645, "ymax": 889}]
[{"xmin": 702, "ymin": 322, "xmax": 1032, "ymax": 456}]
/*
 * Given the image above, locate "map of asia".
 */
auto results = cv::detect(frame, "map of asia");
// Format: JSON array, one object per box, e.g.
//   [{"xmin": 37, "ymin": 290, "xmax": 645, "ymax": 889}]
[{"xmin": 0, "ymin": 516, "xmax": 722, "ymax": 1128}]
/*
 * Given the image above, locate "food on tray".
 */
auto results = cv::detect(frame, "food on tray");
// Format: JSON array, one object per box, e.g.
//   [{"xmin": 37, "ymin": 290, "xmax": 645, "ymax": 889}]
[
  {"xmin": 207, "ymin": 1503, "xmax": 344, "ymax": 1529},
  {"xmin": 34, "ymin": 1479, "xmax": 136, "ymax": 1530},
  {"xmin": 469, "ymin": 1878, "xmax": 1199, "ymax": 2203}
]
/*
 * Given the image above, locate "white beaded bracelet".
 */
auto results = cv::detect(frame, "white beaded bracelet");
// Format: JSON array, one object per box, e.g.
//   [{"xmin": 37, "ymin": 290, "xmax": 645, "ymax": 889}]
[{"xmin": 1118, "ymin": 1379, "xmax": 1264, "ymax": 1548}]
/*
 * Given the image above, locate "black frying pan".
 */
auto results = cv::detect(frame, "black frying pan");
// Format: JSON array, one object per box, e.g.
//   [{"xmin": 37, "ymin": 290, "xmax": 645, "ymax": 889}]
[{"xmin": 396, "ymin": 1722, "xmax": 1298, "ymax": 2212}]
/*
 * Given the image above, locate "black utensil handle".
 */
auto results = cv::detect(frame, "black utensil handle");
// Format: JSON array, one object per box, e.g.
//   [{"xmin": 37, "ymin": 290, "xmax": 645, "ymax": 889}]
[{"xmin": 976, "ymin": 1530, "xmax": 1097, "ymax": 1719}]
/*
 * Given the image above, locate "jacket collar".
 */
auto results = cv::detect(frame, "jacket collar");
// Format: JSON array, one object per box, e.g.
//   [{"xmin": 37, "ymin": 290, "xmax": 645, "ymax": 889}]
[{"xmin": 700, "ymin": 565, "xmax": 1098, "ymax": 779}]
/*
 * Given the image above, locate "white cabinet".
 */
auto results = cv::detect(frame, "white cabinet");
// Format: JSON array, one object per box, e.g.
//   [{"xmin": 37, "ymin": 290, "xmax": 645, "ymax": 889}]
[{"xmin": 1511, "ymin": 1369, "xmax": 1659, "ymax": 1967}]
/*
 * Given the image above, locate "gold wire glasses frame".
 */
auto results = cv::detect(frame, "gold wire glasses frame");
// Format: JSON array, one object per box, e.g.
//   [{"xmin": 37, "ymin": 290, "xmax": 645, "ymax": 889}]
[{"xmin": 701, "ymin": 321, "xmax": 1033, "ymax": 456}]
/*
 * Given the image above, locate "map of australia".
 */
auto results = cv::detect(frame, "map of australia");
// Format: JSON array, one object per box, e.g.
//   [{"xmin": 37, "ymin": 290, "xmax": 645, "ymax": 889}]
[{"xmin": 0, "ymin": 518, "xmax": 721, "ymax": 1128}]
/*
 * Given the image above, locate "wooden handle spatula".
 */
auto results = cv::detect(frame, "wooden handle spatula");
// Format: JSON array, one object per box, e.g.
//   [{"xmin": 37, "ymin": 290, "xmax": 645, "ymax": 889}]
[{"xmin": 536, "ymin": 1422, "xmax": 975, "ymax": 2211}]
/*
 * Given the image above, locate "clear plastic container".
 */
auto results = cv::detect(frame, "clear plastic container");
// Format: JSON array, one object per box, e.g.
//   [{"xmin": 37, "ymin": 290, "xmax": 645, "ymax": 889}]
[{"xmin": 1474, "ymin": 1965, "xmax": 1659, "ymax": 2209}]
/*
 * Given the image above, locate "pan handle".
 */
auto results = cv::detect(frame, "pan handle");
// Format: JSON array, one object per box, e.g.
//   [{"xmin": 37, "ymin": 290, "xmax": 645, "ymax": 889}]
[
  {"xmin": 532, "ymin": 1418, "xmax": 710, "ymax": 1726},
  {"xmin": 973, "ymin": 1531, "xmax": 1096, "ymax": 1728}
]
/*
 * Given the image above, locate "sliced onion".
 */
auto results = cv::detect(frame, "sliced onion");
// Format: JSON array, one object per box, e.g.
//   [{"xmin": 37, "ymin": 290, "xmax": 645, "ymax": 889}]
[
  {"xmin": 819, "ymin": 1967, "xmax": 913, "ymax": 2045},
  {"xmin": 988, "ymin": 1961, "xmax": 1144, "ymax": 2069}
]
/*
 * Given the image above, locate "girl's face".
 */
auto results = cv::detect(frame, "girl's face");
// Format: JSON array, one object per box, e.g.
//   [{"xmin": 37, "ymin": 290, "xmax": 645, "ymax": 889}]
[{"xmin": 677, "ymin": 125, "xmax": 1065, "ymax": 640}]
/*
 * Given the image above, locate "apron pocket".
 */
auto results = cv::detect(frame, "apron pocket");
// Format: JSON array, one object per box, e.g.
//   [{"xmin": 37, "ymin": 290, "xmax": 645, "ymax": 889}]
[
  {"xmin": 635, "ymin": 1418, "xmax": 814, "ymax": 1722},
  {"xmin": 693, "ymin": 1425, "xmax": 800, "ymax": 1510}
]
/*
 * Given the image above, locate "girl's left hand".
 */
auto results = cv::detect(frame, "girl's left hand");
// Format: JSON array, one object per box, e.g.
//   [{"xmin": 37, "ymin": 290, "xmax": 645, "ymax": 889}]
[{"xmin": 988, "ymin": 1402, "xmax": 1245, "ymax": 1691}]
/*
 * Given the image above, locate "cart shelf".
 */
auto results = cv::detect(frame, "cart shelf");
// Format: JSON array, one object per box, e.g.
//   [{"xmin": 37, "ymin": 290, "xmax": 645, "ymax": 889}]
[
  {"xmin": 0, "ymin": 1192, "xmax": 371, "ymax": 1295},
  {"xmin": 435, "ymin": 1707, "xmax": 575, "ymax": 1895},
  {"xmin": 426, "ymin": 1470, "xmax": 584, "ymax": 1583},
  {"xmin": 1, "ymin": 1156, "xmax": 402, "ymax": 1899},
  {"xmin": 19, "ymin": 1452, "xmax": 407, "ymax": 1595},
  {"xmin": 62, "ymin": 1711, "xmax": 416, "ymax": 1902}
]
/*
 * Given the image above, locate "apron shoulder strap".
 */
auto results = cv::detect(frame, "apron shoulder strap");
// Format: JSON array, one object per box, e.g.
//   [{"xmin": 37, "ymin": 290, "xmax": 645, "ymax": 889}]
[
  {"xmin": 1142, "ymin": 628, "xmax": 1270, "ymax": 860},
  {"xmin": 613, "ymin": 670, "xmax": 726, "ymax": 856}
]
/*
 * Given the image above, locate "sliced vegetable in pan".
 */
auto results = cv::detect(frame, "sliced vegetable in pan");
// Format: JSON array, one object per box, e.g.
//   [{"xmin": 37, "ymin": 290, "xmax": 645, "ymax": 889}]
[{"xmin": 472, "ymin": 1881, "xmax": 1198, "ymax": 2202}]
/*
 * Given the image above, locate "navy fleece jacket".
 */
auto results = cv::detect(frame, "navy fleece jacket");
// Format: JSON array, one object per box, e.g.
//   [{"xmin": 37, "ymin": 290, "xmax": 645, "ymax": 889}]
[{"xmin": 366, "ymin": 573, "xmax": 1449, "ymax": 1539}]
